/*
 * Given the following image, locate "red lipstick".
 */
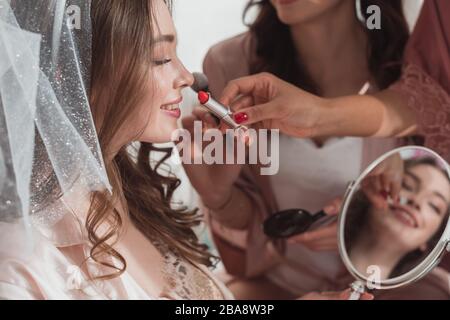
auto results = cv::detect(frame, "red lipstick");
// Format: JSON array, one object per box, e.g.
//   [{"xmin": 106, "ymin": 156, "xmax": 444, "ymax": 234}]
[
  {"xmin": 192, "ymin": 73, "xmax": 247, "ymax": 130},
  {"xmin": 198, "ymin": 91, "xmax": 210, "ymax": 105}
]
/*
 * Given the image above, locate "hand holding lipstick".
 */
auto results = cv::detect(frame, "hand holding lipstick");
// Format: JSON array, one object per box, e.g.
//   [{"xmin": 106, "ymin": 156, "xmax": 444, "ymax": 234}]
[
  {"xmin": 191, "ymin": 73, "xmax": 248, "ymax": 131},
  {"xmin": 219, "ymin": 72, "xmax": 329, "ymax": 137},
  {"xmin": 219, "ymin": 72, "xmax": 389, "ymax": 139}
]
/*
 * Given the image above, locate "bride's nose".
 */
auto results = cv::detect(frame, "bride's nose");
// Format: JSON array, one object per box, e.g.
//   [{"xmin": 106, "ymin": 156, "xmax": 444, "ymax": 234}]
[
  {"xmin": 175, "ymin": 64, "xmax": 194, "ymax": 89},
  {"xmin": 407, "ymin": 196, "xmax": 421, "ymax": 212}
]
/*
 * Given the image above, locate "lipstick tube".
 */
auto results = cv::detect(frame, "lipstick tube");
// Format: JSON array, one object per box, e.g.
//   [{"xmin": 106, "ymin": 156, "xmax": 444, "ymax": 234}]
[{"xmin": 197, "ymin": 91, "xmax": 245, "ymax": 130}]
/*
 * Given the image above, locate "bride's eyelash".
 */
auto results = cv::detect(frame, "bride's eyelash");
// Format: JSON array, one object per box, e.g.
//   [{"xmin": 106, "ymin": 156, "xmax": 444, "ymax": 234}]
[
  {"xmin": 402, "ymin": 181, "xmax": 414, "ymax": 192},
  {"xmin": 153, "ymin": 58, "xmax": 172, "ymax": 66},
  {"xmin": 429, "ymin": 202, "xmax": 442, "ymax": 216}
]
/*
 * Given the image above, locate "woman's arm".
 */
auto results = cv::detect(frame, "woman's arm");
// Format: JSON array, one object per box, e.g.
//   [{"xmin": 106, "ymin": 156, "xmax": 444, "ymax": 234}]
[
  {"xmin": 221, "ymin": 72, "xmax": 415, "ymax": 139},
  {"xmin": 181, "ymin": 46, "xmax": 256, "ymax": 230},
  {"xmin": 205, "ymin": 185, "xmax": 253, "ymax": 230},
  {"xmin": 324, "ymin": 0, "xmax": 450, "ymax": 140},
  {"xmin": 321, "ymin": 90, "xmax": 417, "ymax": 138},
  {"xmin": 222, "ymin": 0, "xmax": 449, "ymax": 148}
]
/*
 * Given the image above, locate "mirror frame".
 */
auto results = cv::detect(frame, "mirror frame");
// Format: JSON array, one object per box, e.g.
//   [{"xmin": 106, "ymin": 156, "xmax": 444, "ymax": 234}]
[{"xmin": 338, "ymin": 146, "xmax": 450, "ymax": 290}]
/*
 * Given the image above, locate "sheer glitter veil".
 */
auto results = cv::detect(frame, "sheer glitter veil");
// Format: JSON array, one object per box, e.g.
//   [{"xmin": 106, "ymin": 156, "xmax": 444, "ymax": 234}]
[{"xmin": 0, "ymin": 0, "xmax": 111, "ymax": 255}]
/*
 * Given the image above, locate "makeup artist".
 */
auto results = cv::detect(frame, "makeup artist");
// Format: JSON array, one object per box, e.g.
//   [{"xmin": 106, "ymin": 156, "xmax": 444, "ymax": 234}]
[
  {"xmin": 215, "ymin": 0, "xmax": 450, "ymax": 285},
  {"xmin": 183, "ymin": 0, "xmax": 419, "ymax": 299},
  {"xmin": 223, "ymin": 0, "xmax": 450, "ymax": 160}
]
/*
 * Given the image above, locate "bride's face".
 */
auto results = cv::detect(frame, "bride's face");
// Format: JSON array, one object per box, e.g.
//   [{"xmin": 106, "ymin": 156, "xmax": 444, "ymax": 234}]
[
  {"xmin": 370, "ymin": 164, "xmax": 450, "ymax": 252},
  {"xmin": 137, "ymin": 0, "xmax": 193, "ymax": 143}
]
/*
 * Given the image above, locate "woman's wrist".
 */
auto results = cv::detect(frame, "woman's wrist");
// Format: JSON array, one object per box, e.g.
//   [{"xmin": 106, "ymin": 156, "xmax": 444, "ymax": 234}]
[
  {"xmin": 203, "ymin": 186, "xmax": 252, "ymax": 230},
  {"xmin": 316, "ymin": 95, "xmax": 384, "ymax": 137},
  {"xmin": 308, "ymin": 97, "xmax": 339, "ymax": 137}
]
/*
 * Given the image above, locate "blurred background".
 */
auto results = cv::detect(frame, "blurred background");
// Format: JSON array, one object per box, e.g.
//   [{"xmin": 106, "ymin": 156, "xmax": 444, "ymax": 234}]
[{"xmin": 173, "ymin": 0, "xmax": 250, "ymax": 73}]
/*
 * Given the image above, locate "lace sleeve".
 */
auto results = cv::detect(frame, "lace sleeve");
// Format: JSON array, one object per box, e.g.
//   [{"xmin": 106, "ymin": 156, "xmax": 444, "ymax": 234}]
[{"xmin": 390, "ymin": 63, "xmax": 450, "ymax": 161}]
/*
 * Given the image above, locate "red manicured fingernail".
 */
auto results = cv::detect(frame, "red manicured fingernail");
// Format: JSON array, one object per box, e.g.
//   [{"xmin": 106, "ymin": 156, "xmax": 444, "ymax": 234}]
[
  {"xmin": 234, "ymin": 112, "xmax": 249, "ymax": 124},
  {"xmin": 380, "ymin": 190, "xmax": 388, "ymax": 199}
]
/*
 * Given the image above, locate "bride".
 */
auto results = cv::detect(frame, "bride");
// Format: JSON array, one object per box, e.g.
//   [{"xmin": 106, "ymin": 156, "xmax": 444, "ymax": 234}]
[
  {"xmin": 0, "ymin": 0, "xmax": 361, "ymax": 300},
  {"xmin": 0, "ymin": 0, "xmax": 232, "ymax": 300}
]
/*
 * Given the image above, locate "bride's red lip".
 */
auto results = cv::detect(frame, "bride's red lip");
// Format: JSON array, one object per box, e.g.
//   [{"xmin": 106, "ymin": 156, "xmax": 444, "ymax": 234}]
[
  {"xmin": 390, "ymin": 204, "xmax": 420, "ymax": 228},
  {"xmin": 161, "ymin": 108, "xmax": 181, "ymax": 119},
  {"xmin": 160, "ymin": 96, "xmax": 182, "ymax": 119}
]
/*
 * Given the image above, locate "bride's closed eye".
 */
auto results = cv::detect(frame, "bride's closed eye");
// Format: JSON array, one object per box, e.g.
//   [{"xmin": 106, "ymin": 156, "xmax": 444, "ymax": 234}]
[
  {"xmin": 153, "ymin": 58, "xmax": 172, "ymax": 66},
  {"xmin": 152, "ymin": 34, "xmax": 176, "ymax": 66}
]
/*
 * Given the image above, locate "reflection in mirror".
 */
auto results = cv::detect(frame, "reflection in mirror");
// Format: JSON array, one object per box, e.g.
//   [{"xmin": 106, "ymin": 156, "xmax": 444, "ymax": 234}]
[{"xmin": 344, "ymin": 150, "xmax": 450, "ymax": 282}]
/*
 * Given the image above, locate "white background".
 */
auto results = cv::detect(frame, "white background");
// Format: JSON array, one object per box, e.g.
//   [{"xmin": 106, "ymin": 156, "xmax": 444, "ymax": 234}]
[{"xmin": 173, "ymin": 0, "xmax": 249, "ymax": 73}]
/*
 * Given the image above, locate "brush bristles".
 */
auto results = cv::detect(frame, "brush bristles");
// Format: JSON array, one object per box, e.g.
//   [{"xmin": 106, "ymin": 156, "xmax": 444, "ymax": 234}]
[{"xmin": 191, "ymin": 72, "xmax": 209, "ymax": 92}]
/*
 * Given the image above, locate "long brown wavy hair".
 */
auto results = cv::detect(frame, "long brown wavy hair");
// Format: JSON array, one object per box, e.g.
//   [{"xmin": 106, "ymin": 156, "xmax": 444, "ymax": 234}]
[
  {"xmin": 244, "ymin": 0, "xmax": 410, "ymax": 93},
  {"xmin": 88, "ymin": 0, "xmax": 215, "ymax": 280}
]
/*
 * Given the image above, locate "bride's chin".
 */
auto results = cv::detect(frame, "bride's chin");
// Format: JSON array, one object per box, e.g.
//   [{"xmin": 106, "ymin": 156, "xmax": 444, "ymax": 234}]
[{"xmin": 139, "ymin": 125, "xmax": 179, "ymax": 144}]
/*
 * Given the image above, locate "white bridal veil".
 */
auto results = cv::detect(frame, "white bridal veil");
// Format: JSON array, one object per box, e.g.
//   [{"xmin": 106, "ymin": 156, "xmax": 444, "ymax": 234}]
[{"xmin": 0, "ymin": 0, "xmax": 110, "ymax": 253}]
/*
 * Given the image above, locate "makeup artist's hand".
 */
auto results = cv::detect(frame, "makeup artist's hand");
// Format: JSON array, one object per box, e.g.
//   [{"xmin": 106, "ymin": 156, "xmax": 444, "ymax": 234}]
[
  {"xmin": 220, "ymin": 73, "xmax": 328, "ymax": 137},
  {"xmin": 299, "ymin": 289, "xmax": 373, "ymax": 300},
  {"xmin": 180, "ymin": 106, "xmax": 244, "ymax": 209},
  {"xmin": 361, "ymin": 153, "xmax": 404, "ymax": 210},
  {"xmin": 287, "ymin": 198, "xmax": 341, "ymax": 252}
]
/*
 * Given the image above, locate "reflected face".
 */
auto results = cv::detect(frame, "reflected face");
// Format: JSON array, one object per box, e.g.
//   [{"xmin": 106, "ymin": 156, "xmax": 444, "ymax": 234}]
[
  {"xmin": 137, "ymin": 0, "xmax": 194, "ymax": 143},
  {"xmin": 270, "ymin": 0, "xmax": 344, "ymax": 25},
  {"xmin": 372, "ymin": 164, "xmax": 450, "ymax": 252}
]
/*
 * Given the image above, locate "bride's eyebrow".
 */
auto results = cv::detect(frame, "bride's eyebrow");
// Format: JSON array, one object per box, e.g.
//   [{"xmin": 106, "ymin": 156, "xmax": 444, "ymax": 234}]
[
  {"xmin": 154, "ymin": 34, "xmax": 175, "ymax": 44},
  {"xmin": 432, "ymin": 190, "xmax": 448, "ymax": 205},
  {"xmin": 405, "ymin": 171, "xmax": 420, "ymax": 186}
]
